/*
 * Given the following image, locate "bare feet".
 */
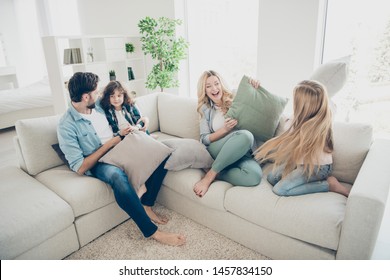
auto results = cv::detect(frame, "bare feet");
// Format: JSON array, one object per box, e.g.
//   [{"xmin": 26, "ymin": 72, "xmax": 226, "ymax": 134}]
[
  {"xmin": 152, "ymin": 230, "xmax": 186, "ymax": 246},
  {"xmin": 144, "ymin": 206, "xmax": 168, "ymax": 224},
  {"xmin": 193, "ymin": 169, "xmax": 217, "ymax": 197},
  {"xmin": 327, "ymin": 176, "xmax": 350, "ymax": 197},
  {"xmin": 137, "ymin": 184, "xmax": 147, "ymax": 198}
]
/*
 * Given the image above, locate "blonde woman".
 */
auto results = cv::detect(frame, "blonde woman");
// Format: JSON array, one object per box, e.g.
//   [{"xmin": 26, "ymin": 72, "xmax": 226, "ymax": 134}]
[
  {"xmin": 194, "ymin": 70, "xmax": 262, "ymax": 197},
  {"xmin": 255, "ymin": 80, "xmax": 350, "ymax": 197}
]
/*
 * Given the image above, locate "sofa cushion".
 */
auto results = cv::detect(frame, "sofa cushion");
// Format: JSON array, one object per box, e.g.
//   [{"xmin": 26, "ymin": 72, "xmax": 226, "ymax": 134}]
[
  {"xmin": 225, "ymin": 75, "xmax": 288, "ymax": 142},
  {"xmin": 162, "ymin": 138, "xmax": 214, "ymax": 171},
  {"xmin": 0, "ymin": 166, "xmax": 75, "ymax": 259},
  {"xmin": 158, "ymin": 93, "xmax": 200, "ymax": 140},
  {"xmin": 163, "ymin": 168, "xmax": 232, "ymax": 212},
  {"xmin": 35, "ymin": 165, "xmax": 115, "ymax": 217},
  {"xmin": 15, "ymin": 115, "xmax": 62, "ymax": 175},
  {"xmin": 99, "ymin": 130, "xmax": 172, "ymax": 189},
  {"xmin": 332, "ymin": 122, "xmax": 372, "ymax": 184},
  {"xmin": 134, "ymin": 92, "xmax": 159, "ymax": 133},
  {"xmin": 224, "ymin": 178, "xmax": 347, "ymax": 251}
]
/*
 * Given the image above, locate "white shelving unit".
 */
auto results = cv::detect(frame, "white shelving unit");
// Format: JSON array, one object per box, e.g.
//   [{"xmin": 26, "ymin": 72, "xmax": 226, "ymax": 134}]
[{"xmin": 42, "ymin": 35, "xmax": 148, "ymax": 114}]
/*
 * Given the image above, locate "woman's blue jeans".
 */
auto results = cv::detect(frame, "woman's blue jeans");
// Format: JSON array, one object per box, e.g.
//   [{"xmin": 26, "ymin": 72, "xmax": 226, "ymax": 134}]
[
  {"xmin": 267, "ymin": 164, "xmax": 332, "ymax": 196},
  {"xmin": 91, "ymin": 158, "xmax": 168, "ymax": 238}
]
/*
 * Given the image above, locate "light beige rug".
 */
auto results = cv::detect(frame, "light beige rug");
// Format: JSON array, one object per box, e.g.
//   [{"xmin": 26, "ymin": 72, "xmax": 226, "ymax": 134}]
[{"xmin": 65, "ymin": 204, "xmax": 269, "ymax": 260}]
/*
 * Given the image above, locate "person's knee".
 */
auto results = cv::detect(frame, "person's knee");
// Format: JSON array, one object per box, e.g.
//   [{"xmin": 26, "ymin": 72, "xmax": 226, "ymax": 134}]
[
  {"xmin": 272, "ymin": 185, "xmax": 289, "ymax": 196},
  {"xmin": 241, "ymin": 129, "xmax": 255, "ymax": 148},
  {"xmin": 235, "ymin": 130, "xmax": 254, "ymax": 148}
]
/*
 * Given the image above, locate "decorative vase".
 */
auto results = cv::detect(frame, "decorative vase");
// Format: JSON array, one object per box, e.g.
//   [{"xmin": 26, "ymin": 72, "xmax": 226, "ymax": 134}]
[{"xmin": 110, "ymin": 75, "xmax": 116, "ymax": 81}]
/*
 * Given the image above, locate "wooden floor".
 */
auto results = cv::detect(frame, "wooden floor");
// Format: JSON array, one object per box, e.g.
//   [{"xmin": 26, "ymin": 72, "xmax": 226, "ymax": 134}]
[{"xmin": 0, "ymin": 127, "xmax": 389, "ymax": 259}]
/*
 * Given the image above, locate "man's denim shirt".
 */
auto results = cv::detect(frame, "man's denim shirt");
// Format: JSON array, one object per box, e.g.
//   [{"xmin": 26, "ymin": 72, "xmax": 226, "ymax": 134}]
[{"xmin": 57, "ymin": 104, "xmax": 106, "ymax": 175}]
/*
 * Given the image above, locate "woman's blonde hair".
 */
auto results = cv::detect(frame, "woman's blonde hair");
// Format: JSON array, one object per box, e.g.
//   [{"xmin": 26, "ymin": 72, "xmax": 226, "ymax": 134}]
[
  {"xmin": 196, "ymin": 70, "xmax": 233, "ymax": 115},
  {"xmin": 254, "ymin": 80, "xmax": 334, "ymax": 178}
]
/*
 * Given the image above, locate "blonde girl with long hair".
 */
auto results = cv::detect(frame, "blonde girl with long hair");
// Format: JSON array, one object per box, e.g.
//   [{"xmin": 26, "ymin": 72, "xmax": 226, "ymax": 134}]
[
  {"xmin": 194, "ymin": 70, "xmax": 262, "ymax": 197},
  {"xmin": 255, "ymin": 80, "xmax": 350, "ymax": 197}
]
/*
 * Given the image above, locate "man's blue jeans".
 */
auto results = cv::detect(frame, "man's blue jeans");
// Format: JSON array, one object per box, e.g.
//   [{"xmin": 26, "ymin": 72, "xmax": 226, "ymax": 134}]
[{"xmin": 91, "ymin": 158, "xmax": 168, "ymax": 238}]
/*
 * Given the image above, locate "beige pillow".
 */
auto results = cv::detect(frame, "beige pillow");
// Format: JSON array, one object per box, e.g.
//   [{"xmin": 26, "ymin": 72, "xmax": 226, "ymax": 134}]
[
  {"xmin": 332, "ymin": 122, "xmax": 373, "ymax": 184},
  {"xmin": 162, "ymin": 138, "xmax": 214, "ymax": 171},
  {"xmin": 99, "ymin": 131, "xmax": 172, "ymax": 190}
]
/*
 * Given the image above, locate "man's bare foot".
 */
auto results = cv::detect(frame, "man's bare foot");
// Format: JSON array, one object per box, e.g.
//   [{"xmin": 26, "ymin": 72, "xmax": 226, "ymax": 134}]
[
  {"xmin": 144, "ymin": 206, "xmax": 168, "ymax": 224},
  {"xmin": 193, "ymin": 169, "xmax": 217, "ymax": 197},
  {"xmin": 151, "ymin": 230, "xmax": 186, "ymax": 246},
  {"xmin": 137, "ymin": 184, "xmax": 147, "ymax": 198},
  {"xmin": 327, "ymin": 176, "xmax": 350, "ymax": 197}
]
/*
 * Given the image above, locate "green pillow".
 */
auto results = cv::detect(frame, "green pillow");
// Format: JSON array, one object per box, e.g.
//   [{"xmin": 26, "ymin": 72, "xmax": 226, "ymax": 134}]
[{"xmin": 225, "ymin": 75, "xmax": 288, "ymax": 142}]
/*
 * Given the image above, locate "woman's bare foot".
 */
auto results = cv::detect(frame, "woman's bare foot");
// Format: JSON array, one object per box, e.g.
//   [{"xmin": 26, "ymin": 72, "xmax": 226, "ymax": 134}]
[
  {"xmin": 151, "ymin": 230, "xmax": 186, "ymax": 246},
  {"xmin": 327, "ymin": 176, "xmax": 350, "ymax": 197},
  {"xmin": 193, "ymin": 169, "xmax": 217, "ymax": 197},
  {"xmin": 144, "ymin": 206, "xmax": 168, "ymax": 224},
  {"xmin": 137, "ymin": 184, "xmax": 147, "ymax": 198}
]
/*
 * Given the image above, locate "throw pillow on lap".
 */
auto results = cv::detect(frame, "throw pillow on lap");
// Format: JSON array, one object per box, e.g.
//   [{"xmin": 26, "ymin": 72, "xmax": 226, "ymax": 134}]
[
  {"xmin": 162, "ymin": 138, "xmax": 214, "ymax": 171},
  {"xmin": 99, "ymin": 131, "xmax": 172, "ymax": 191},
  {"xmin": 225, "ymin": 75, "xmax": 288, "ymax": 142}
]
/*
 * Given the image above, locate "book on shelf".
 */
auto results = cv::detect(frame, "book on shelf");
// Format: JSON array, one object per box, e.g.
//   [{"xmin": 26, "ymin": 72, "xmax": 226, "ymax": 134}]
[{"xmin": 64, "ymin": 48, "xmax": 82, "ymax": 64}]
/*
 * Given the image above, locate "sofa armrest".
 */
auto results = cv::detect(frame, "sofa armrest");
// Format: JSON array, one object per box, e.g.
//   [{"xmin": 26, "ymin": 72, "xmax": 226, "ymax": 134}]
[{"xmin": 337, "ymin": 139, "xmax": 390, "ymax": 259}]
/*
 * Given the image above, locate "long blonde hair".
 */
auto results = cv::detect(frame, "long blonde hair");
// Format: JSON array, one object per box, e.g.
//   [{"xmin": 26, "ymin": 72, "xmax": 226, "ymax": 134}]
[
  {"xmin": 196, "ymin": 70, "xmax": 234, "ymax": 115},
  {"xmin": 254, "ymin": 80, "xmax": 334, "ymax": 178}
]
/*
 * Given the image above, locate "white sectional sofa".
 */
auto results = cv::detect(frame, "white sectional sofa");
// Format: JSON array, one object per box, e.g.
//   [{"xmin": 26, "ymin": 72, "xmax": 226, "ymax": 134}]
[{"xmin": 1, "ymin": 92, "xmax": 390, "ymax": 260}]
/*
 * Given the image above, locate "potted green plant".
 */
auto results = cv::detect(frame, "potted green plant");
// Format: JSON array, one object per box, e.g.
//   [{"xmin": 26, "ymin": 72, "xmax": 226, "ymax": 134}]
[
  {"xmin": 109, "ymin": 70, "xmax": 116, "ymax": 81},
  {"xmin": 125, "ymin": 43, "xmax": 135, "ymax": 58},
  {"xmin": 138, "ymin": 16, "xmax": 189, "ymax": 92}
]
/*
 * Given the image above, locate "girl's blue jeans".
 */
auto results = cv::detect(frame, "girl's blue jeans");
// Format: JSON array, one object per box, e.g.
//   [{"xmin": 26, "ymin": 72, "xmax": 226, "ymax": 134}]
[
  {"xmin": 267, "ymin": 164, "xmax": 332, "ymax": 196},
  {"xmin": 91, "ymin": 158, "xmax": 168, "ymax": 238}
]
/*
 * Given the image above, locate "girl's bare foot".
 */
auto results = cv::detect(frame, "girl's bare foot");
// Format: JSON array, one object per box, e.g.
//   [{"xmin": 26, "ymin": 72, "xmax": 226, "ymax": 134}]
[
  {"xmin": 193, "ymin": 169, "xmax": 217, "ymax": 197},
  {"xmin": 151, "ymin": 230, "xmax": 186, "ymax": 246},
  {"xmin": 137, "ymin": 184, "xmax": 147, "ymax": 198},
  {"xmin": 144, "ymin": 206, "xmax": 169, "ymax": 224},
  {"xmin": 327, "ymin": 176, "xmax": 350, "ymax": 197}
]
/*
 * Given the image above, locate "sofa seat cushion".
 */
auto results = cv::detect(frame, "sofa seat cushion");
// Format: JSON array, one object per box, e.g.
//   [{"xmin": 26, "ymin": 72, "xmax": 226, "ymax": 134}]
[
  {"xmin": 0, "ymin": 166, "xmax": 75, "ymax": 259},
  {"xmin": 224, "ymin": 179, "xmax": 347, "ymax": 250},
  {"xmin": 35, "ymin": 165, "xmax": 116, "ymax": 217},
  {"xmin": 163, "ymin": 168, "xmax": 233, "ymax": 212}
]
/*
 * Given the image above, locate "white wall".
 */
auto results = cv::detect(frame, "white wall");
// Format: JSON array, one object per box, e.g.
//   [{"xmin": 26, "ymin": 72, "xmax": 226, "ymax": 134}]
[
  {"xmin": 77, "ymin": 0, "xmax": 175, "ymax": 35},
  {"xmin": 257, "ymin": 0, "xmax": 325, "ymax": 112}
]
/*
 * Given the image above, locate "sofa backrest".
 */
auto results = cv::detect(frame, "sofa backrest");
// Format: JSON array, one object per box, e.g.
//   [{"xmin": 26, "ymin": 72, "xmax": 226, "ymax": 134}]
[
  {"xmin": 134, "ymin": 92, "xmax": 159, "ymax": 133},
  {"xmin": 157, "ymin": 93, "xmax": 199, "ymax": 140},
  {"xmin": 15, "ymin": 115, "xmax": 62, "ymax": 175}
]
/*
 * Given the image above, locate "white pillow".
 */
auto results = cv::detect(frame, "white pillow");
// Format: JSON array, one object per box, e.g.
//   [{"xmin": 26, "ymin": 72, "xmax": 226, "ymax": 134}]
[
  {"xmin": 310, "ymin": 56, "xmax": 350, "ymax": 98},
  {"xmin": 162, "ymin": 138, "xmax": 214, "ymax": 171}
]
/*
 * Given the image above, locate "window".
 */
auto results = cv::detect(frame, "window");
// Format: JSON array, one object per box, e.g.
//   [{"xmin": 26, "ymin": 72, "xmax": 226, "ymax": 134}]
[
  {"xmin": 323, "ymin": 0, "xmax": 390, "ymax": 138},
  {"xmin": 186, "ymin": 0, "xmax": 259, "ymax": 97}
]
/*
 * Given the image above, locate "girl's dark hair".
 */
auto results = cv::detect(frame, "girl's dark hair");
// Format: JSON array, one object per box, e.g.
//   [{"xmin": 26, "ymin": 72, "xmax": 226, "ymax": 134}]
[
  {"xmin": 68, "ymin": 72, "xmax": 99, "ymax": 102},
  {"xmin": 100, "ymin": 80, "xmax": 134, "ymax": 112}
]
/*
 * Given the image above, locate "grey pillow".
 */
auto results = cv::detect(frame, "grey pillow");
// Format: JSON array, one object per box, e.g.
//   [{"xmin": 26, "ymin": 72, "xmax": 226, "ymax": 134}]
[
  {"xmin": 162, "ymin": 138, "xmax": 214, "ymax": 171},
  {"xmin": 99, "ymin": 131, "xmax": 172, "ymax": 190},
  {"xmin": 51, "ymin": 143, "xmax": 70, "ymax": 168}
]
